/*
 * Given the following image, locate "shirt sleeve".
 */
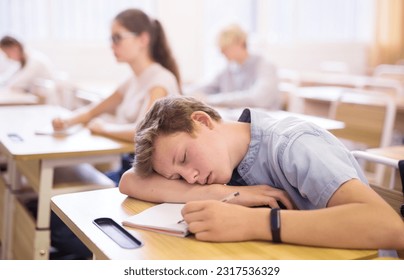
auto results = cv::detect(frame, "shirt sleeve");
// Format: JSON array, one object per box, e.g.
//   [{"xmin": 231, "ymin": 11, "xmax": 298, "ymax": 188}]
[
  {"xmin": 280, "ymin": 131, "xmax": 364, "ymax": 208},
  {"xmin": 145, "ymin": 71, "xmax": 180, "ymax": 97},
  {"xmin": 204, "ymin": 60, "xmax": 282, "ymax": 110}
]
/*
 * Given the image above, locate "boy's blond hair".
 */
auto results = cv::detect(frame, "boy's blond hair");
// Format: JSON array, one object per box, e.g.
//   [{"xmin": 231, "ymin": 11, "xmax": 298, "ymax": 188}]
[
  {"xmin": 217, "ymin": 24, "xmax": 247, "ymax": 49},
  {"xmin": 134, "ymin": 96, "xmax": 222, "ymax": 176}
]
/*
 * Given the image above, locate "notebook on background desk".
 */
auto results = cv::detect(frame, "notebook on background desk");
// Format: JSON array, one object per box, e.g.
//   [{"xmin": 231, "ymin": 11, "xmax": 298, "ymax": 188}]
[
  {"xmin": 34, "ymin": 124, "xmax": 83, "ymax": 137},
  {"xmin": 122, "ymin": 203, "xmax": 189, "ymax": 237}
]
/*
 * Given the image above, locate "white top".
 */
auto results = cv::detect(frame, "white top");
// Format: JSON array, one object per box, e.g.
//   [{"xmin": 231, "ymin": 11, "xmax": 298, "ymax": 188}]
[
  {"xmin": 3, "ymin": 49, "xmax": 55, "ymax": 91},
  {"xmin": 0, "ymin": 50, "xmax": 20, "ymax": 85},
  {"xmin": 115, "ymin": 63, "xmax": 180, "ymax": 124}
]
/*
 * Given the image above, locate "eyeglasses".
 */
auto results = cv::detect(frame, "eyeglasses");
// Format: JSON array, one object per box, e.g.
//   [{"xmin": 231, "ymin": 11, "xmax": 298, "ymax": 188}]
[{"xmin": 110, "ymin": 32, "xmax": 137, "ymax": 45}]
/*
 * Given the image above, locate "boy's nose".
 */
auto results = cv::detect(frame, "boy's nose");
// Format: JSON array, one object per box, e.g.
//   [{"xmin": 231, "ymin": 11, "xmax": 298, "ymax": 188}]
[{"xmin": 183, "ymin": 169, "xmax": 199, "ymax": 184}]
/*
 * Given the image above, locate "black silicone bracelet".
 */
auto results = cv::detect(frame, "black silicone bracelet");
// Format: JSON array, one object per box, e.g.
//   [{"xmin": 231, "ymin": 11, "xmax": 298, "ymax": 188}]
[{"xmin": 270, "ymin": 208, "xmax": 282, "ymax": 243}]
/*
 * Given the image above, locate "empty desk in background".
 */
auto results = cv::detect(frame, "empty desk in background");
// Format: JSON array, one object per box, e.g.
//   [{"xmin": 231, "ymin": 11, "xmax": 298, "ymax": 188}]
[
  {"xmin": 290, "ymin": 86, "xmax": 404, "ymax": 145},
  {"xmin": 51, "ymin": 188, "xmax": 378, "ymax": 260},
  {"xmin": 287, "ymin": 86, "xmax": 343, "ymax": 117},
  {"xmin": 363, "ymin": 145, "xmax": 404, "ymax": 191},
  {"xmin": 290, "ymin": 86, "xmax": 404, "ymax": 121},
  {"xmin": 366, "ymin": 145, "xmax": 404, "ymax": 161},
  {"xmin": 217, "ymin": 107, "xmax": 345, "ymax": 131},
  {"xmin": 394, "ymin": 96, "xmax": 404, "ymax": 136},
  {"xmin": 0, "ymin": 88, "xmax": 39, "ymax": 106},
  {"xmin": 0, "ymin": 105, "xmax": 134, "ymax": 259}
]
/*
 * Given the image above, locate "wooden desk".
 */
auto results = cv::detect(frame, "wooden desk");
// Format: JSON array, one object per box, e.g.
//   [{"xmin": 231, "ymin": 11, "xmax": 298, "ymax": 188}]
[
  {"xmin": 292, "ymin": 86, "xmax": 404, "ymax": 116},
  {"xmin": 291, "ymin": 86, "xmax": 404, "ymax": 143},
  {"xmin": 281, "ymin": 70, "xmax": 404, "ymax": 94},
  {"xmin": 51, "ymin": 188, "xmax": 378, "ymax": 260},
  {"xmin": 0, "ymin": 105, "xmax": 134, "ymax": 259},
  {"xmin": 0, "ymin": 89, "xmax": 39, "ymax": 105},
  {"xmin": 394, "ymin": 96, "xmax": 404, "ymax": 134},
  {"xmin": 366, "ymin": 145, "xmax": 404, "ymax": 161},
  {"xmin": 366, "ymin": 145, "xmax": 404, "ymax": 190},
  {"xmin": 217, "ymin": 107, "xmax": 345, "ymax": 131}
]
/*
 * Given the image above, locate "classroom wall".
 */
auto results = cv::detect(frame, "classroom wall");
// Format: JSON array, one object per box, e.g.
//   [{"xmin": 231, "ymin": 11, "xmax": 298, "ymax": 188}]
[
  {"xmin": 252, "ymin": 41, "xmax": 370, "ymax": 74},
  {"xmin": 28, "ymin": 0, "xmax": 370, "ymax": 91},
  {"xmin": 31, "ymin": 42, "xmax": 131, "ymax": 91},
  {"xmin": 31, "ymin": 40, "xmax": 370, "ymax": 91}
]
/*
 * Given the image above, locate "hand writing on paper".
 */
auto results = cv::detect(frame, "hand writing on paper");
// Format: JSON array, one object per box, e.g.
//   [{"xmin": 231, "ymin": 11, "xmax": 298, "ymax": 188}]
[
  {"xmin": 181, "ymin": 200, "xmax": 267, "ymax": 242},
  {"xmin": 52, "ymin": 117, "xmax": 69, "ymax": 131}
]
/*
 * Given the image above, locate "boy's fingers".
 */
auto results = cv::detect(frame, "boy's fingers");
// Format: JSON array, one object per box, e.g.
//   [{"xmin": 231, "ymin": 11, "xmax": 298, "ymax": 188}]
[
  {"xmin": 268, "ymin": 190, "xmax": 294, "ymax": 209},
  {"xmin": 278, "ymin": 195, "xmax": 294, "ymax": 209},
  {"xmin": 187, "ymin": 220, "xmax": 210, "ymax": 234},
  {"xmin": 181, "ymin": 200, "xmax": 211, "ymax": 216}
]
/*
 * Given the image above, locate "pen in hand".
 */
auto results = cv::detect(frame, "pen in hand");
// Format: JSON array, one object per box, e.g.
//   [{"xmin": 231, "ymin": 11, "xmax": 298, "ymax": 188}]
[{"xmin": 177, "ymin": 191, "xmax": 240, "ymax": 224}]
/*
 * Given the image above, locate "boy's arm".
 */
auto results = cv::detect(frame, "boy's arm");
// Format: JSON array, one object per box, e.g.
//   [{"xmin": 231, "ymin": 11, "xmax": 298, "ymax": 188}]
[
  {"xmin": 119, "ymin": 168, "xmax": 229, "ymax": 203},
  {"xmin": 119, "ymin": 169, "xmax": 294, "ymax": 209},
  {"xmin": 282, "ymin": 178, "xmax": 404, "ymax": 248},
  {"xmin": 182, "ymin": 179, "xmax": 404, "ymax": 249}
]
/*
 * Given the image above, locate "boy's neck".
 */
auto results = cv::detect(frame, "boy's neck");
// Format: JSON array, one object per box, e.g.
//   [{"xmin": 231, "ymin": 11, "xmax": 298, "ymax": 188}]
[{"xmin": 221, "ymin": 121, "xmax": 251, "ymax": 168}]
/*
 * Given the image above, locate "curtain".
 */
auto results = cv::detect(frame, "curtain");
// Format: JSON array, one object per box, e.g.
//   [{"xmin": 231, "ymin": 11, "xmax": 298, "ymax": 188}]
[{"xmin": 370, "ymin": 0, "xmax": 404, "ymax": 67}]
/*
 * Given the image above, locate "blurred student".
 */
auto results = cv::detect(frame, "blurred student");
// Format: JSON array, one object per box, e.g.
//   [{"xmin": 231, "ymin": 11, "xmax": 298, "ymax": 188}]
[
  {"xmin": 119, "ymin": 96, "xmax": 404, "ymax": 251},
  {"xmin": 0, "ymin": 35, "xmax": 55, "ymax": 92},
  {"xmin": 0, "ymin": 48, "xmax": 20, "ymax": 85},
  {"xmin": 52, "ymin": 8, "xmax": 181, "ymax": 184},
  {"xmin": 191, "ymin": 24, "xmax": 282, "ymax": 110}
]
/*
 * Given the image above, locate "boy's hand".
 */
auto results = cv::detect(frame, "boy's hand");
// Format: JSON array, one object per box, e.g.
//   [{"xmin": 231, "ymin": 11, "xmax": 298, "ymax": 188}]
[
  {"xmin": 182, "ymin": 200, "xmax": 267, "ymax": 242},
  {"xmin": 227, "ymin": 185, "xmax": 295, "ymax": 209}
]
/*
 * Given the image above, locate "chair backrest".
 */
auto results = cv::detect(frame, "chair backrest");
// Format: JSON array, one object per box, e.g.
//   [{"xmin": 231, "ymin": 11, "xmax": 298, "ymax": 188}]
[
  {"xmin": 329, "ymin": 89, "xmax": 396, "ymax": 148},
  {"xmin": 352, "ymin": 150, "xmax": 404, "ymax": 218},
  {"xmin": 399, "ymin": 160, "xmax": 404, "ymax": 193},
  {"xmin": 374, "ymin": 64, "xmax": 404, "ymax": 83},
  {"xmin": 356, "ymin": 76, "xmax": 404, "ymax": 96},
  {"xmin": 399, "ymin": 160, "xmax": 404, "ymax": 217}
]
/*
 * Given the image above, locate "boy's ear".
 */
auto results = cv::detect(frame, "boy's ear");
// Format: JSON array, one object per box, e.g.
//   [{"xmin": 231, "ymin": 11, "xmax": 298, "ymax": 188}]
[{"xmin": 190, "ymin": 111, "xmax": 213, "ymax": 129}]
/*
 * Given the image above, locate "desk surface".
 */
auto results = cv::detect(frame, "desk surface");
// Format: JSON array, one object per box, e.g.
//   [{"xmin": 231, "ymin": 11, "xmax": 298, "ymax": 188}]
[
  {"xmin": 0, "ymin": 89, "xmax": 39, "ymax": 105},
  {"xmin": 0, "ymin": 105, "xmax": 133, "ymax": 160},
  {"xmin": 296, "ymin": 86, "xmax": 404, "ymax": 112},
  {"xmin": 217, "ymin": 107, "xmax": 345, "ymax": 131},
  {"xmin": 366, "ymin": 145, "xmax": 404, "ymax": 161},
  {"xmin": 51, "ymin": 188, "xmax": 377, "ymax": 260}
]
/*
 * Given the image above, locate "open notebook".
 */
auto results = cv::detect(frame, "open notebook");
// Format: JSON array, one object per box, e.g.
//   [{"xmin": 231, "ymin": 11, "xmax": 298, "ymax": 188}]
[
  {"xmin": 35, "ymin": 124, "xmax": 83, "ymax": 137},
  {"xmin": 122, "ymin": 203, "xmax": 189, "ymax": 237}
]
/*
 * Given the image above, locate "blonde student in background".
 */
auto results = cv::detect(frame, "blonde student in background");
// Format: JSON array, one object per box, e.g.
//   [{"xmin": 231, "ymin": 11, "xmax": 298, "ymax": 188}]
[
  {"xmin": 52, "ymin": 8, "xmax": 181, "ymax": 185},
  {"xmin": 189, "ymin": 24, "xmax": 282, "ymax": 110},
  {"xmin": 119, "ymin": 96, "xmax": 404, "ymax": 254}
]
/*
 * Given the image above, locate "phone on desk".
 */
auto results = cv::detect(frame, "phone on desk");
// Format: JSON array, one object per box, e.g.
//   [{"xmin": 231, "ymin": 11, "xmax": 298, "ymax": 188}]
[{"xmin": 93, "ymin": 217, "xmax": 143, "ymax": 249}]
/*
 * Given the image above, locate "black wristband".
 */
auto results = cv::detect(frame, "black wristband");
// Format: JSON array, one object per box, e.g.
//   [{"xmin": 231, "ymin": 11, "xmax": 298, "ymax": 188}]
[{"xmin": 270, "ymin": 208, "xmax": 282, "ymax": 243}]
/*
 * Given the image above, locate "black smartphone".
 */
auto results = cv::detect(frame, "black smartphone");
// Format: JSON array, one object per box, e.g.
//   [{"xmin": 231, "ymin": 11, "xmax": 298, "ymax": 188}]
[{"xmin": 93, "ymin": 217, "xmax": 143, "ymax": 249}]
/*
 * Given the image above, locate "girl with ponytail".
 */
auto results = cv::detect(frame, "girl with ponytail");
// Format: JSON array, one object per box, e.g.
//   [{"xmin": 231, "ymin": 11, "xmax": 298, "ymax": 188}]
[{"xmin": 52, "ymin": 8, "xmax": 182, "ymax": 185}]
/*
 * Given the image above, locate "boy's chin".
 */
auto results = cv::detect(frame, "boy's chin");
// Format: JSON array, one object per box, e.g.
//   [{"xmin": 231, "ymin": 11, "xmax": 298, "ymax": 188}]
[{"xmin": 217, "ymin": 174, "xmax": 232, "ymax": 185}]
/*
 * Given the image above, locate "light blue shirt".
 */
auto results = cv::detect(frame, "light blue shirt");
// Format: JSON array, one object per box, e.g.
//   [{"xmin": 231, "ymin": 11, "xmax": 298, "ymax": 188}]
[
  {"xmin": 228, "ymin": 109, "xmax": 368, "ymax": 210},
  {"xmin": 198, "ymin": 54, "xmax": 282, "ymax": 110}
]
